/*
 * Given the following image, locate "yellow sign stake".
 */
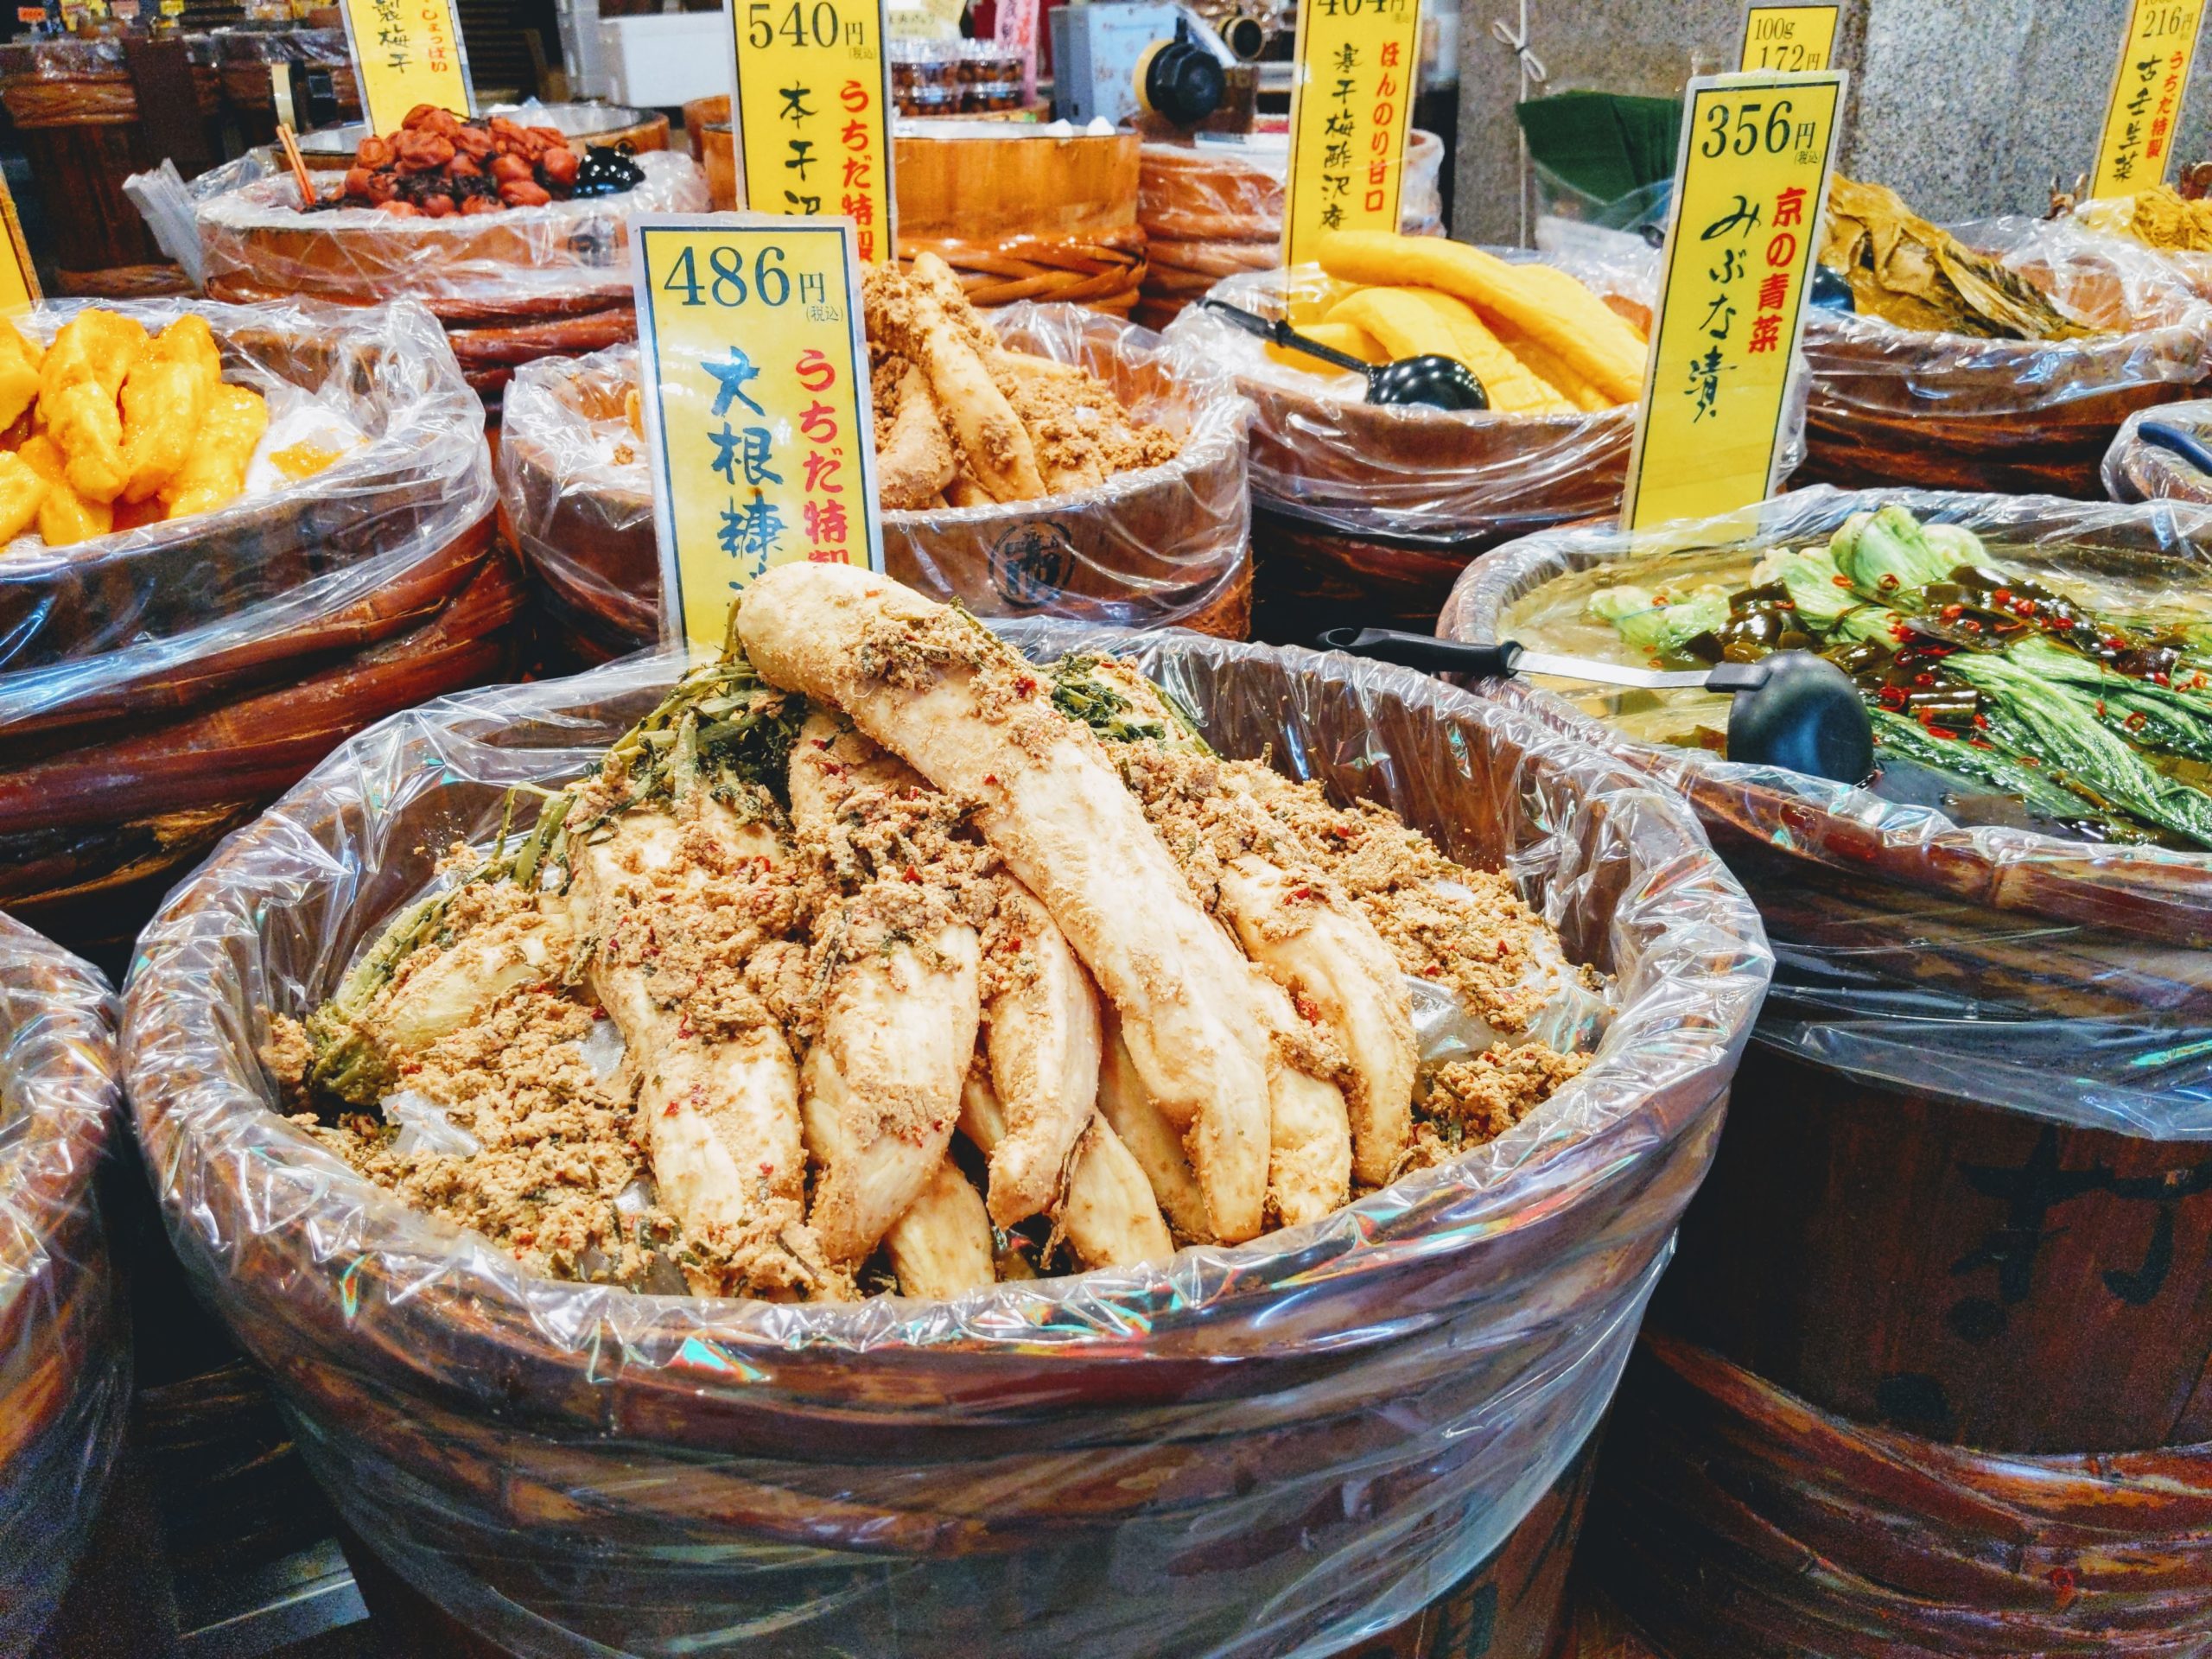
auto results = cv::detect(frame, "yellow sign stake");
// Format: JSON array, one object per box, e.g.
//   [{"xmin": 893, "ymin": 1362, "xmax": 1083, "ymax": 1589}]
[
  {"xmin": 632, "ymin": 217, "xmax": 882, "ymax": 653},
  {"xmin": 1281, "ymin": 0, "xmax": 1422, "ymax": 270},
  {"xmin": 1738, "ymin": 3, "xmax": 1840, "ymax": 73},
  {"xmin": 0, "ymin": 170, "xmax": 39, "ymax": 316},
  {"xmin": 2091, "ymin": 0, "xmax": 2207, "ymax": 200},
  {"xmin": 728, "ymin": 0, "xmax": 896, "ymax": 262},
  {"xmin": 337, "ymin": 0, "xmax": 473, "ymax": 132},
  {"xmin": 1622, "ymin": 72, "xmax": 1844, "ymax": 534}
]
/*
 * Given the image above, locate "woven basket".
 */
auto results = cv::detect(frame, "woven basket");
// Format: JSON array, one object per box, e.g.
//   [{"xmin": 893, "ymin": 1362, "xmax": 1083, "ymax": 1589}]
[{"xmin": 691, "ymin": 99, "xmax": 1146, "ymax": 315}]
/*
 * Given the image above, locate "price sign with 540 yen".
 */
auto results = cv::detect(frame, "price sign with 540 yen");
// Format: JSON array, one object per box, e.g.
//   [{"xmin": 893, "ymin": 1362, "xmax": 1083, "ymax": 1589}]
[
  {"xmin": 631, "ymin": 216, "xmax": 882, "ymax": 653},
  {"xmin": 728, "ymin": 0, "xmax": 896, "ymax": 262},
  {"xmin": 1623, "ymin": 71, "xmax": 1844, "ymax": 534}
]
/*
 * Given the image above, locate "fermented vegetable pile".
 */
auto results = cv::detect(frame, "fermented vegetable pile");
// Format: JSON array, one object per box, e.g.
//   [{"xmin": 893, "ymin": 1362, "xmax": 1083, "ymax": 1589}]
[
  {"xmin": 0, "ymin": 308, "xmax": 336, "ymax": 551},
  {"xmin": 323, "ymin": 105, "xmax": 646, "ymax": 217},
  {"xmin": 2075, "ymin": 184, "xmax": 2212, "ymax": 254},
  {"xmin": 1820, "ymin": 177, "xmax": 2094, "ymax": 340},
  {"xmin": 1582, "ymin": 504, "xmax": 2212, "ymax": 847},
  {"xmin": 1262, "ymin": 229, "xmax": 1647, "ymax": 414},
  {"xmin": 269, "ymin": 567, "xmax": 1594, "ymax": 1300}
]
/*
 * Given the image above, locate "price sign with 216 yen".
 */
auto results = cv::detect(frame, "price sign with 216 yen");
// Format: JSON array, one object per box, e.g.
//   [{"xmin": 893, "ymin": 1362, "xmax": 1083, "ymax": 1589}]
[
  {"xmin": 728, "ymin": 0, "xmax": 895, "ymax": 260},
  {"xmin": 2091, "ymin": 0, "xmax": 2207, "ymax": 199},
  {"xmin": 631, "ymin": 217, "xmax": 881, "ymax": 652},
  {"xmin": 1623, "ymin": 72, "xmax": 1844, "ymax": 534}
]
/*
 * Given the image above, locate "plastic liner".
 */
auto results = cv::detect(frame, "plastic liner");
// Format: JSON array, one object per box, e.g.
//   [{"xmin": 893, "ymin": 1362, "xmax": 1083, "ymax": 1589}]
[
  {"xmin": 2105, "ymin": 396, "xmax": 2212, "ymax": 505},
  {"xmin": 0, "ymin": 34, "xmax": 219, "ymax": 127},
  {"xmin": 1592, "ymin": 1332, "xmax": 2212, "ymax": 1659},
  {"xmin": 0, "ymin": 296, "xmax": 495, "ymax": 734},
  {"xmin": 1161, "ymin": 253, "xmax": 1674, "ymax": 544},
  {"xmin": 1444, "ymin": 482, "xmax": 2212, "ymax": 1139},
  {"xmin": 192, "ymin": 148, "xmax": 709, "ymax": 313},
  {"xmin": 1134, "ymin": 130, "xmax": 1445, "ymax": 326},
  {"xmin": 123, "ymin": 626, "xmax": 1769, "ymax": 1659},
  {"xmin": 499, "ymin": 305, "xmax": 1255, "ymax": 651},
  {"xmin": 0, "ymin": 912, "xmax": 125, "ymax": 1656},
  {"xmin": 1802, "ymin": 215, "xmax": 2212, "ymax": 497}
]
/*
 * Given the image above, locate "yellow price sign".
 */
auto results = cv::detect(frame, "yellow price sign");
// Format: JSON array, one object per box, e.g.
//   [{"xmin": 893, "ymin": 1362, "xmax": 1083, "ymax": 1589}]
[
  {"xmin": 2091, "ymin": 0, "xmax": 2207, "ymax": 199},
  {"xmin": 631, "ymin": 218, "xmax": 882, "ymax": 652},
  {"xmin": 1738, "ymin": 3, "xmax": 1839, "ymax": 73},
  {"xmin": 0, "ymin": 171, "xmax": 39, "ymax": 317},
  {"xmin": 729, "ymin": 0, "xmax": 896, "ymax": 263},
  {"xmin": 336, "ymin": 0, "xmax": 473, "ymax": 133},
  {"xmin": 1623, "ymin": 72, "xmax": 1844, "ymax": 534},
  {"xmin": 1281, "ymin": 0, "xmax": 1421, "ymax": 270}
]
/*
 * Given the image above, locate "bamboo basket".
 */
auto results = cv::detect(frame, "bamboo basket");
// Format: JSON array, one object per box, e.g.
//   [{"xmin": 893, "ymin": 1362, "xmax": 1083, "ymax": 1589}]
[
  {"xmin": 1803, "ymin": 219, "xmax": 2212, "ymax": 499},
  {"xmin": 0, "ymin": 914, "xmax": 124, "ymax": 1656},
  {"xmin": 0, "ymin": 35, "xmax": 221, "ymax": 296},
  {"xmin": 213, "ymin": 25, "xmax": 361, "ymax": 148},
  {"xmin": 123, "ymin": 632, "xmax": 1767, "ymax": 1659},
  {"xmin": 690, "ymin": 99, "xmax": 1146, "ymax": 315},
  {"xmin": 1590, "ymin": 1330, "xmax": 2212, "ymax": 1657},
  {"xmin": 1134, "ymin": 129, "xmax": 1446, "ymax": 331},
  {"xmin": 499, "ymin": 313, "xmax": 1253, "ymax": 650}
]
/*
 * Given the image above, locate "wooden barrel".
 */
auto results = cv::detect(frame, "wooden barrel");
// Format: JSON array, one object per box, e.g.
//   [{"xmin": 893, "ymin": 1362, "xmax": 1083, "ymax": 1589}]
[
  {"xmin": 0, "ymin": 914, "xmax": 123, "ymax": 1657},
  {"xmin": 1134, "ymin": 130, "xmax": 1446, "ymax": 331},
  {"xmin": 1587, "ymin": 1331, "xmax": 2212, "ymax": 1658},
  {"xmin": 294, "ymin": 100, "xmax": 671, "ymax": 169},
  {"xmin": 0, "ymin": 35, "xmax": 221, "ymax": 296},
  {"xmin": 213, "ymin": 25, "xmax": 361, "ymax": 148},
  {"xmin": 690, "ymin": 97, "xmax": 1146, "ymax": 315},
  {"xmin": 499, "ymin": 327, "xmax": 1252, "ymax": 647},
  {"xmin": 1803, "ymin": 238, "xmax": 2212, "ymax": 499},
  {"xmin": 0, "ymin": 546, "xmax": 522, "ymax": 952}
]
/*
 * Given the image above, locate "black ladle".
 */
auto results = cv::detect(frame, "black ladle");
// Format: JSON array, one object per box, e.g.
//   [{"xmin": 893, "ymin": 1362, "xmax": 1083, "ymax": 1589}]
[
  {"xmin": 1318, "ymin": 627, "xmax": 1876, "ymax": 785},
  {"xmin": 2139, "ymin": 420, "xmax": 2212, "ymax": 477},
  {"xmin": 1198, "ymin": 297, "xmax": 1489, "ymax": 412}
]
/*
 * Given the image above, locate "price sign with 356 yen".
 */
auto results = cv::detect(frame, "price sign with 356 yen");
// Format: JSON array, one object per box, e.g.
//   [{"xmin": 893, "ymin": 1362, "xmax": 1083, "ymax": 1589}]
[
  {"xmin": 728, "ymin": 0, "xmax": 896, "ymax": 261},
  {"xmin": 1623, "ymin": 72, "xmax": 1844, "ymax": 533},
  {"xmin": 631, "ymin": 217, "xmax": 881, "ymax": 652}
]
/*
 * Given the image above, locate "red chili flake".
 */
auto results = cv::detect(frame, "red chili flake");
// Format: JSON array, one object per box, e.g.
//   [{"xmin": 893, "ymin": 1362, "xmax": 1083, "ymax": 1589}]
[
  {"xmin": 1878, "ymin": 574, "xmax": 1900, "ymax": 591},
  {"xmin": 1973, "ymin": 714, "xmax": 1989, "ymax": 729},
  {"xmin": 1941, "ymin": 604, "xmax": 1965, "ymax": 620},
  {"xmin": 759, "ymin": 1161, "xmax": 774, "ymax": 1177},
  {"xmin": 1014, "ymin": 675, "xmax": 1038, "ymax": 696},
  {"xmin": 2095, "ymin": 700, "xmax": 2107, "ymax": 716},
  {"xmin": 903, "ymin": 868, "xmax": 923, "ymax": 883},
  {"xmin": 983, "ymin": 772, "xmax": 999, "ymax": 785},
  {"xmin": 1923, "ymin": 724, "xmax": 1957, "ymax": 741},
  {"xmin": 2023, "ymin": 754, "xmax": 2041, "ymax": 766},
  {"xmin": 1288, "ymin": 885, "xmax": 1314, "ymax": 901},
  {"xmin": 1968, "ymin": 738, "xmax": 1993, "ymax": 749},
  {"xmin": 2126, "ymin": 712, "xmax": 2149, "ymax": 731},
  {"xmin": 1913, "ymin": 672, "xmax": 1936, "ymax": 689},
  {"xmin": 1992, "ymin": 588, "xmax": 2012, "ymax": 606},
  {"xmin": 1495, "ymin": 940, "xmax": 1509, "ymax": 957},
  {"xmin": 2048, "ymin": 1566, "xmax": 2078, "ymax": 1610},
  {"xmin": 2155, "ymin": 671, "xmax": 2172, "ymax": 687},
  {"xmin": 812, "ymin": 736, "xmax": 832, "ymax": 749},
  {"xmin": 1877, "ymin": 685, "xmax": 1907, "ymax": 709},
  {"xmin": 664, "ymin": 1101, "xmax": 679, "ymax": 1116},
  {"xmin": 1832, "ymin": 575, "xmax": 1853, "ymax": 588},
  {"xmin": 515, "ymin": 1231, "xmax": 535, "ymax": 1248},
  {"xmin": 1421, "ymin": 963, "xmax": 1442, "ymax": 977}
]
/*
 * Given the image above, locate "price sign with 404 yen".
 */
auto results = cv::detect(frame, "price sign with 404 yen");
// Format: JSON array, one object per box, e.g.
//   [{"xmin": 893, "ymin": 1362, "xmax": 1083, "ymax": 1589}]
[{"xmin": 631, "ymin": 216, "xmax": 881, "ymax": 653}]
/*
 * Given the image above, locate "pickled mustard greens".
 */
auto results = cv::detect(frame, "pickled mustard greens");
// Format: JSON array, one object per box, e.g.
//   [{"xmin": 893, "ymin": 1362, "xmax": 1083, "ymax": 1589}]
[
  {"xmin": 1820, "ymin": 178, "xmax": 2094, "ymax": 341},
  {"xmin": 1578, "ymin": 505, "xmax": 2212, "ymax": 848}
]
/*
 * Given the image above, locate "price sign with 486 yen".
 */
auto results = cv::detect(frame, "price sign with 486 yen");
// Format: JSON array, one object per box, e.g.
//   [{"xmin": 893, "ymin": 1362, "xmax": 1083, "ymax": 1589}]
[
  {"xmin": 631, "ymin": 216, "xmax": 882, "ymax": 653},
  {"xmin": 729, "ymin": 0, "xmax": 896, "ymax": 260}
]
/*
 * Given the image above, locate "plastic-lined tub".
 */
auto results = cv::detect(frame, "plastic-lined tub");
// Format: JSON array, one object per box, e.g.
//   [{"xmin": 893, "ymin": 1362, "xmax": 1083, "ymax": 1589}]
[{"xmin": 124, "ymin": 626, "xmax": 1767, "ymax": 1659}]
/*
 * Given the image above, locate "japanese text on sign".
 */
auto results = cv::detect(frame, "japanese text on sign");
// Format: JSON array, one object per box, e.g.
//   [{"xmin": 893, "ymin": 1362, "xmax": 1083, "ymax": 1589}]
[
  {"xmin": 337, "ymin": 0, "xmax": 472, "ymax": 132},
  {"xmin": 729, "ymin": 0, "xmax": 896, "ymax": 262},
  {"xmin": 0, "ymin": 171, "xmax": 37, "ymax": 317},
  {"xmin": 1738, "ymin": 3, "xmax": 1839, "ymax": 73},
  {"xmin": 2091, "ymin": 0, "xmax": 2206, "ymax": 199},
  {"xmin": 1623, "ymin": 72, "xmax": 1844, "ymax": 533},
  {"xmin": 632, "ymin": 218, "xmax": 883, "ymax": 652},
  {"xmin": 1281, "ymin": 0, "xmax": 1421, "ymax": 269}
]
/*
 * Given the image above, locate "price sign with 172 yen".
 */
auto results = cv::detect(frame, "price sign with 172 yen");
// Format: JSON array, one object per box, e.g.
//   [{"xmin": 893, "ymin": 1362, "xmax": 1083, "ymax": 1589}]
[
  {"xmin": 1621, "ymin": 71, "xmax": 1844, "ymax": 536},
  {"xmin": 2090, "ymin": 0, "xmax": 2208, "ymax": 200},
  {"xmin": 1281, "ymin": 0, "xmax": 1422, "ymax": 270},
  {"xmin": 1738, "ymin": 3, "xmax": 1840, "ymax": 72},
  {"xmin": 631, "ymin": 217, "xmax": 882, "ymax": 654},
  {"xmin": 728, "ymin": 0, "xmax": 896, "ymax": 262},
  {"xmin": 335, "ymin": 0, "xmax": 474, "ymax": 134}
]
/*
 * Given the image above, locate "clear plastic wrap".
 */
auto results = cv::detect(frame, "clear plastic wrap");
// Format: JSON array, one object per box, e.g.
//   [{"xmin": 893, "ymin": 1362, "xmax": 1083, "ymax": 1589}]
[
  {"xmin": 1134, "ymin": 130, "xmax": 1445, "ymax": 327},
  {"xmin": 499, "ymin": 304, "xmax": 1255, "ymax": 654},
  {"xmin": 0, "ymin": 34, "xmax": 219, "ymax": 127},
  {"xmin": 0, "ymin": 296, "xmax": 496, "ymax": 735},
  {"xmin": 0, "ymin": 912, "xmax": 125, "ymax": 1656},
  {"xmin": 1443, "ymin": 482, "xmax": 2212, "ymax": 1138},
  {"xmin": 1162, "ymin": 254, "xmax": 1668, "ymax": 544},
  {"xmin": 1803, "ymin": 214, "xmax": 2212, "ymax": 496},
  {"xmin": 2104, "ymin": 395, "xmax": 2212, "ymax": 504},
  {"xmin": 123, "ymin": 626, "xmax": 1770, "ymax": 1659},
  {"xmin": 292, "ymin": 100, "xmax": 671, "ymax": 169},
  {"xmin": 192, "ymin": 148, "xmax": 709, "ymax": 315}
]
